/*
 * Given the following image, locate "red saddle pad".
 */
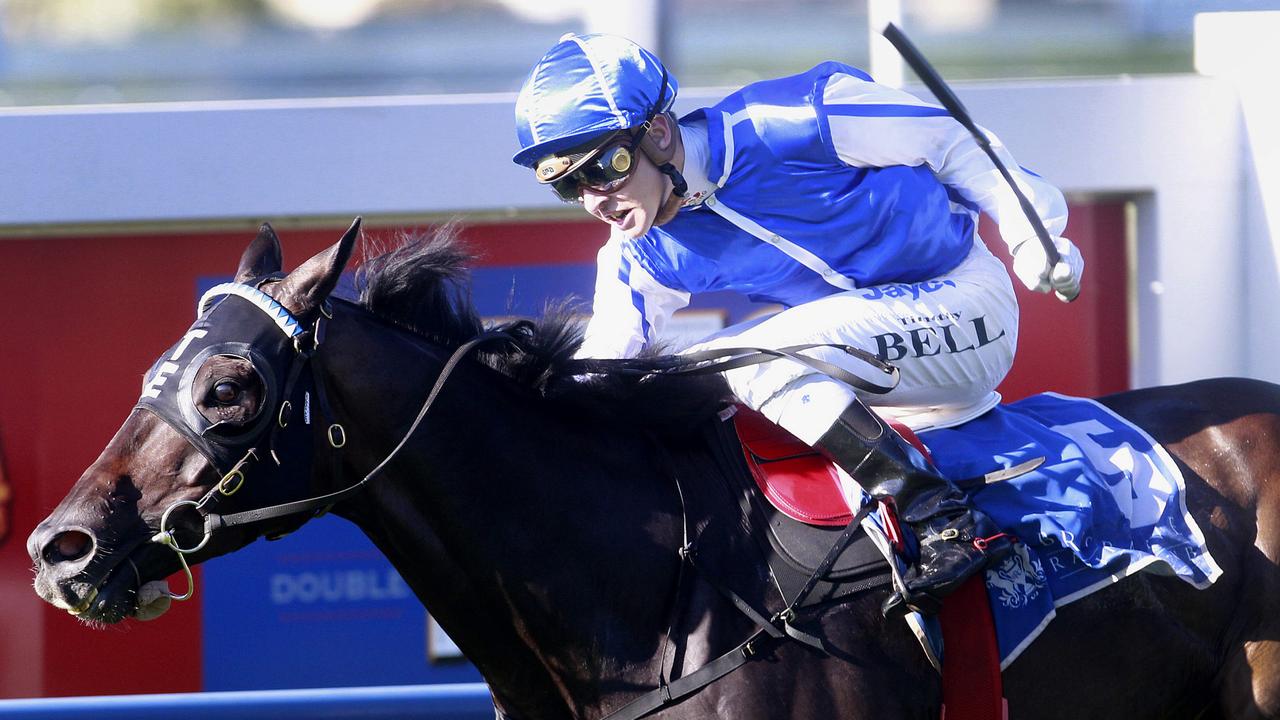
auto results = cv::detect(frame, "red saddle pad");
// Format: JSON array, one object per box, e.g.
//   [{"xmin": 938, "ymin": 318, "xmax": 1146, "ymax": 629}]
[{"xmin": 732, "ymin": 405, "xmax": 930, "ymax": 527}]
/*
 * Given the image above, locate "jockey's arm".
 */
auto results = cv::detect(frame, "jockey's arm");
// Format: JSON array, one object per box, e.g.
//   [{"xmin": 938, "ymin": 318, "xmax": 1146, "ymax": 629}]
[
  {"xmin": 576, "ymin": 231, "xmax": 691, "ymax": 359},
  {"xmin": 818, "ymin": 72, "xmax": 1069, "ymax": 253}
]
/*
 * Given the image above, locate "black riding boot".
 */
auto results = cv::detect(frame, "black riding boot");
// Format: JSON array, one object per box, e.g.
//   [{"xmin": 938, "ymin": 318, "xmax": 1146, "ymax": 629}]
[{"xmin": 814, "ymin": 401, "xmax": 1012, "ymax": 617}]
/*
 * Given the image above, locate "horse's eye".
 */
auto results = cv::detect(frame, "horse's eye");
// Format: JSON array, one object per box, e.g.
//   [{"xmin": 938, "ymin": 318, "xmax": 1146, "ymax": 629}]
[{"xmin": 213, "ymin": 381, "xmax": 240, "ymax": 404}]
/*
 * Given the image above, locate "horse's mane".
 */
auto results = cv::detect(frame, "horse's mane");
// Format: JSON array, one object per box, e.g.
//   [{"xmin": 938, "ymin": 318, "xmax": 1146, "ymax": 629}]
[{"xmin": 353, "ymin": 228, "xmax": 730, "ymax": 431}]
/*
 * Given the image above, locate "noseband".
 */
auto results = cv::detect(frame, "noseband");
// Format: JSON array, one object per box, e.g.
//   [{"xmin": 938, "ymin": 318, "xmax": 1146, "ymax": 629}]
[{"xmin": 141, "ymin": 279, "xmax": 515, "ymax": 604}]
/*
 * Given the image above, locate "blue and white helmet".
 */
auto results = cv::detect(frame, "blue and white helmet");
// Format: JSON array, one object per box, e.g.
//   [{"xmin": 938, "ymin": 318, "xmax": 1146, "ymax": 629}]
[{"xmin": 513, "ymin": 33, "xmax": 678, "ymax": 168}]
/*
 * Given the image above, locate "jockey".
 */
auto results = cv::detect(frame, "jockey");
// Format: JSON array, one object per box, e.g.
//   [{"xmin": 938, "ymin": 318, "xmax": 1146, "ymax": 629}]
[{"xmin": 512, "ymin": 34, "xmax": 1083, "ymax": 615}]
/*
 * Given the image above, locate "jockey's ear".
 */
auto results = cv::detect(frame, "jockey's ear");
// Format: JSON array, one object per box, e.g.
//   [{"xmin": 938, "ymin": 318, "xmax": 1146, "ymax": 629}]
[
  {"xmin": 272, "ymin": 217, "xmax": 361, "ymax": 317},
  {"xmin": 649, "ymin": 113, "xmax": 676, "ymax": 151},
  {"xmin": 235, "ymin": 223, "xmax": 284, "ymax": 283}
]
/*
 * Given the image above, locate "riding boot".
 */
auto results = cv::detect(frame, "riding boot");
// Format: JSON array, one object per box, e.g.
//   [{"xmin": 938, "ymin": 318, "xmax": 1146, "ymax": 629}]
[{"xmin": 813, "ymin": 400, "xmax": 1012, "ymax": 617}]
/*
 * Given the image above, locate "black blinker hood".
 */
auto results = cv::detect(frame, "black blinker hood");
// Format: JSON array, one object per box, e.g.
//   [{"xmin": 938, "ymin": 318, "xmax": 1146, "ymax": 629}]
[{"xmin": 136, "ymin": 292, "xmax": 300, "ymax": 475}]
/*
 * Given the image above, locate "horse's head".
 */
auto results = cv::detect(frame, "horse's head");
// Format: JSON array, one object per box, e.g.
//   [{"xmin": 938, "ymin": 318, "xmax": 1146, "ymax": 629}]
[{"xmin": 28, "ymin": 219, "xmax": 360, "ymax": 624}]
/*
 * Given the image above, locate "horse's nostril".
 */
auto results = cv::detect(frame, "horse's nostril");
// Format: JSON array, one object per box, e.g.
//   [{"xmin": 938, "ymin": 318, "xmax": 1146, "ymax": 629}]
[{"xmin": 44, "ymin": 530, "xmax": 93, "ymax": 564}]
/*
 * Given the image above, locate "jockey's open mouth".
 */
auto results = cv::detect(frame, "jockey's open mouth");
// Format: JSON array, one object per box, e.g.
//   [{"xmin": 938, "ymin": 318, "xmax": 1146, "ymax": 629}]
[{"xmin": 601, "ymin": 207, "xmax": 634, "ymax": 230}]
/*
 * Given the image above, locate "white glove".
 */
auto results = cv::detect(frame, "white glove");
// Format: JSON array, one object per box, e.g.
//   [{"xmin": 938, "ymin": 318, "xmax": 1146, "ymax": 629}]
[{"xmin": 1012, "ymin": 235, "xmax": 1084, "ymax": 302}]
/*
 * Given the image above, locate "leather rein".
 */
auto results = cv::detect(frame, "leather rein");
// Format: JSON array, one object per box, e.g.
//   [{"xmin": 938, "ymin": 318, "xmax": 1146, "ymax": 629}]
[{"xmin": 153, "ymin": 312, "xmax": 896, "ymax": 550}]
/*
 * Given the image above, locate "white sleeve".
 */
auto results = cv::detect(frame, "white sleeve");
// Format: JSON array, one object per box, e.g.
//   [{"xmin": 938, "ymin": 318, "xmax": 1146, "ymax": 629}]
[
  {"xmin": 575, "ymin": 231, "xmax": 691, "ymax": 359},
  {"xmin": 821, "ymin": 73, "xmax": 1067, "ymax": 250}
]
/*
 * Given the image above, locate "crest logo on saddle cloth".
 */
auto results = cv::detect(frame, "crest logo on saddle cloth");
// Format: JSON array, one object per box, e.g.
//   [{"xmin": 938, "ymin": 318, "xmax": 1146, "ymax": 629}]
[{"xmin": 987, "ymin": 543, "xmax": 1046, "ymax": 610}]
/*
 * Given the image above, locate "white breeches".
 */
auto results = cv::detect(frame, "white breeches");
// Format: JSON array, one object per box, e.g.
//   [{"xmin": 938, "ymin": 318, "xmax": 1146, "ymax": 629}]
[{"xmin": 686, "ymin": 238, "xmax": 1018, "ymax": 442}]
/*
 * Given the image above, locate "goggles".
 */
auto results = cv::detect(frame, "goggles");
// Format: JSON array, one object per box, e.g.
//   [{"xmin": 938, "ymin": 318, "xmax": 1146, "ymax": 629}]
[{"xmin": 535, "ymin": 132, "xmax": 642, "ymax": 203}]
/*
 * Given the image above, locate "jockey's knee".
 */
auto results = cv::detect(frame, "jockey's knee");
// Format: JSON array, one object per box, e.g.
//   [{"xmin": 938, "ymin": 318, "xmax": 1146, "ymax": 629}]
[{"xmin": 755, "ymin": 375, "xmax": 859, "ymax": 445}]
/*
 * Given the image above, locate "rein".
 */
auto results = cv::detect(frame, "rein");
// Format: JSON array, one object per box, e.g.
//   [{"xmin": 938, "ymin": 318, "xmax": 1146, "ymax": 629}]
[
  {"xmin": 198, "ymin": 329, "xmax": 514, "ymax": 535},
  {"xmin": 566, "ymin": 342, "xmax": 898, "ymax": 397}
]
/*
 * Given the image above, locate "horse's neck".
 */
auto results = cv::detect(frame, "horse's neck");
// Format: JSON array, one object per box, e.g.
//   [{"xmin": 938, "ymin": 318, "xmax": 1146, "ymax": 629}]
[
  {"xmin": 344, "ymin": 469, "xmax": 573, "ymax": 718},
  {"xmin": 323, "ymin": 318, "xmax": 686, "ymax": 715}
]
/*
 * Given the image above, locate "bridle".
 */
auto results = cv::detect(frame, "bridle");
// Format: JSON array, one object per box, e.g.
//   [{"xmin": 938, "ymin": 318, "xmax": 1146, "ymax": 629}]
[{"xmin": 140, "ymin": 279, "xmax": 517, "ymax": 603}]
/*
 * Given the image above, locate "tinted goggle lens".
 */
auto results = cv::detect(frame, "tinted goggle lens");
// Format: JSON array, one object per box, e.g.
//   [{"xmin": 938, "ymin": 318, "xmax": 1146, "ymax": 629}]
[{"xmin": 548, "ymin": 145, "xmax": 635, "ymax": 202}]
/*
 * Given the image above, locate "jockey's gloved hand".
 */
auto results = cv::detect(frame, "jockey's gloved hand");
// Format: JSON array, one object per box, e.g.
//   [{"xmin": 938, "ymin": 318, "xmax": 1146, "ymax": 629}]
[{"xmin": 1012, "ymin": 235, "xmax": 1084, "ymax": 302}]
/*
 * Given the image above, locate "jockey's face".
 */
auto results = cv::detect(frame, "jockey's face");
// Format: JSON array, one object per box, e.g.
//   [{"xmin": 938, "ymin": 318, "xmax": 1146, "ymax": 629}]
[{"xmin": 581, "ymin": 115, "xmax": 678, "ymax": 239}]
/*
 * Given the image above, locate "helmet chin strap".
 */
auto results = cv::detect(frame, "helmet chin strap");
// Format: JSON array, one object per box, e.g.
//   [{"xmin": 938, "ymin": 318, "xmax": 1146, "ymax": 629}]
[
  {"xmin": 637, "ymin": 128, "xmax": 688, "ymax": 197},
  {"xmin": 658, "ymin": 162, "xmax": 688, "ymax": 198}
]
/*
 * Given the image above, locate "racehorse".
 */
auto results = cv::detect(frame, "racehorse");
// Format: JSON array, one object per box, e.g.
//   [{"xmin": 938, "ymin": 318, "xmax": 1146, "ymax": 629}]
[{"xmin": 26, "ymin": 221, "xmax": 1280, "ymax": 719}]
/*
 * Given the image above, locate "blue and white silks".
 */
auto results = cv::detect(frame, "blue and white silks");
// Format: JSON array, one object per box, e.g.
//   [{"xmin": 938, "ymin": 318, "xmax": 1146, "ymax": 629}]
[
  {"xmin": 917, "ymin": 392, "xmax": 1223, "ymax": 667},
  {"xmin": 579, "ymin": 62, "xmax": 1067, "ymax": 360}
]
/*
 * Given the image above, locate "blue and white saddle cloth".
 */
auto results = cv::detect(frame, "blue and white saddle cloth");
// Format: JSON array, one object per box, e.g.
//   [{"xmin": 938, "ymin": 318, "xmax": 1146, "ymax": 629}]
[{"xmin": 916, "ymin": 392, "xmax": 1223, "ymax": 668}]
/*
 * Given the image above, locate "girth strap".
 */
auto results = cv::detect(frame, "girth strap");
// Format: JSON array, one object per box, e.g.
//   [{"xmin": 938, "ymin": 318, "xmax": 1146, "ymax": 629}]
[
  {"xmin": 784, "ymin": 502, "xmax": 875, "ymax": 612},
  {"xmin": 602, "ymin": 631, "xmax": 776, "ymax": 720},
  {"xmin": 682, "ymin": 544, "xmax": 792, "ymax": 642},
  {"xmin": 600, "ymin": 478, "xmax": 880, "ymax": 720}
]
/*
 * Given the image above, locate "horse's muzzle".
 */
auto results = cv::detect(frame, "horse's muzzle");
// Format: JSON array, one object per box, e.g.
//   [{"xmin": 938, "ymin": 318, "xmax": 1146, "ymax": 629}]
[{"xmin": 28, "ymin": 522, "xmax": 102, "ymax": 613}]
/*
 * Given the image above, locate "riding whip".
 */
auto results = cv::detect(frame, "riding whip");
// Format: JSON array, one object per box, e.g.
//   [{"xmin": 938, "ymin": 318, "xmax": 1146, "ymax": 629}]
[{"xmin": 881, "ymin": 23, "xmax": 1078, "ymax": 302}]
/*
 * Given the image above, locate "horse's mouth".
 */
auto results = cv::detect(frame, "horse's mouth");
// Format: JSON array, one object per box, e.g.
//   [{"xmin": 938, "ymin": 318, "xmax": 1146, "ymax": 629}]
[
  {"xmin": 37, "ymin": 540, "xmax": 178, "ymax": 625},
  {"xmin": 66, "ymin": 586, "xmax": 99, "ymax": 615}
]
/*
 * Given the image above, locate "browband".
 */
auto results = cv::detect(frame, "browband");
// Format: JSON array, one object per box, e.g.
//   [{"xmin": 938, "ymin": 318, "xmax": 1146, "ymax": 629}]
[{"xmin": 198, "ymin": 282, "xmax": 305, "ymax": 339}]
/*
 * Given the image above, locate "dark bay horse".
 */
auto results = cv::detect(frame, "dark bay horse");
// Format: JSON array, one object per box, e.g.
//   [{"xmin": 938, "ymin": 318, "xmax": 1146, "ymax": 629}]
[{"xmin": 27, "ymin": 222, "xmax": 1280, "ymax": 719}]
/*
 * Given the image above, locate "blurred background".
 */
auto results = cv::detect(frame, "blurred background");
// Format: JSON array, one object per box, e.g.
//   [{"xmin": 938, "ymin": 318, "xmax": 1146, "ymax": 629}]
[{"xmin": 2, "ymin": 0, "xmax": 1278, "ymax": 107}]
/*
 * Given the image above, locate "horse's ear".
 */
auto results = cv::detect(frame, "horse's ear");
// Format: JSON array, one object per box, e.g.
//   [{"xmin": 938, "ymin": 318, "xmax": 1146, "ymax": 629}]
[
  {"xmin": 273, "ymin": 217, "xmax": 361, "ymax": 315},
  {"xmin": 235, "ymin": 223, "xmax": 284, "ymax": 283}
]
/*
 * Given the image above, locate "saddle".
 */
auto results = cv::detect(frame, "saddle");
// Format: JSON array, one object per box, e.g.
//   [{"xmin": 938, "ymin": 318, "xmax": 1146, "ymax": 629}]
[
  {"xmin": 681, "ymin": 406, "xmax": 894, "ymax": 631},
  {"xmin": 723, "ymin": 406, "xmax": 1010, "ymax": 720}
]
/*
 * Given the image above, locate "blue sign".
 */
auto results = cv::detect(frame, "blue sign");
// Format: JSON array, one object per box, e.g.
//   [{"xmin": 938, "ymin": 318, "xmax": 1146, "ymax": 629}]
[{"xmin": 201, "ymin": 517, "xmax": 482, "ymax": 690}]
